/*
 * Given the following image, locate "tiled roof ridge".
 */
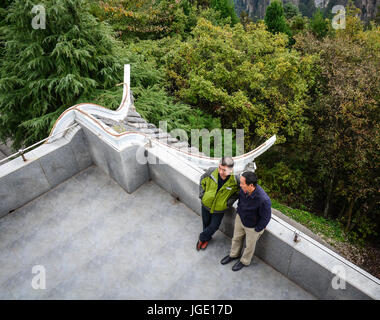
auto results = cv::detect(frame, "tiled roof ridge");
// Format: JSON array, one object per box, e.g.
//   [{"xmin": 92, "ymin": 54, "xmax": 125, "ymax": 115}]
[{"xmin": 94, "ymin": 104, "xmax": 205, "ymax": 156}]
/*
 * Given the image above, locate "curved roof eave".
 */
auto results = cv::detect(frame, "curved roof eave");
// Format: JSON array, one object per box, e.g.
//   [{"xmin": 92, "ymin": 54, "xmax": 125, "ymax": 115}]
[{"xmin": 46, "ymin": 64, "xmax": 276, "ymax": 173}]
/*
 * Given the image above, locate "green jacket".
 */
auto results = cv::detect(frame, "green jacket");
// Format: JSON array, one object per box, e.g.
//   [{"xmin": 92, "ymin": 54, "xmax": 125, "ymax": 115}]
[{"xmin": 199, "ymin": 167, "xmax": 239, "ymax": 213}]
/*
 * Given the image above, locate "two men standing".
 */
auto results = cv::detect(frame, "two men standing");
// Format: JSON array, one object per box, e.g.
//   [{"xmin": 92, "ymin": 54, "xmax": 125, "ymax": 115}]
[{"xmin": 198, "ymin": 157, "xmax": 272, "ymax": 271}]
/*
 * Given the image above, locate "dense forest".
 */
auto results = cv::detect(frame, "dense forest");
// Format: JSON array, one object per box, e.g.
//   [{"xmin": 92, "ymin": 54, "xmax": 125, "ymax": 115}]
[{"xmin": 0, "ymin": 0, "xmax": 379, "ymax": 274}]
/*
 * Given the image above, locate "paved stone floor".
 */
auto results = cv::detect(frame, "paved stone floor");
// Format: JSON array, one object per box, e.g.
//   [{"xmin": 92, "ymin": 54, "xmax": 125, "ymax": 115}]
[{"xmin": 0, "ymin": 165, "xmax": 316, "ymax": 299}]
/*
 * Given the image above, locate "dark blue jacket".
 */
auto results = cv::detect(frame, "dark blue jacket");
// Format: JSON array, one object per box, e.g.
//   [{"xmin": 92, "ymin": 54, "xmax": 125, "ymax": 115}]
[{"xmin": 236, "ymin": 185, "xmax": 272, "ymax": 232}]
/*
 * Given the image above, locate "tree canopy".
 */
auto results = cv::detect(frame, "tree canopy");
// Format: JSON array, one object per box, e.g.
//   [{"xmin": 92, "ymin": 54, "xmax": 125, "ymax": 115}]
[
  {"xmin": 283, "ymin": 1, "xmax": 300, "ymax": 20},
  {"xmin": 0, "ymin": 0, "xmax": 123, "ymax": 149},
  {"xmin": 165, "ymin": 18, "xmax": 317, "ymax": 148},
  {"xmin": 264, "ymin": 0, "xmax": 291, "ymax": 37}
]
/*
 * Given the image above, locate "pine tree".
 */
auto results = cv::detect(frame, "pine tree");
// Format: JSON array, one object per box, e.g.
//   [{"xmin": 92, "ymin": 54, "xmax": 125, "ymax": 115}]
[
  {"xmin": 283, "ymin": 2, "xmax": 300, "ymax": 20},
  {"xmin": 0, "ymin": 0, "xmax": 13, "ymax": 60},
  {"xmin": 298, "ymin": 0, "xmax": 316, "ymax": 18},
  {"xmin": 0, "ymin": 0, "xmax": 123, "ymax": 150},
  {"xmin": 211, "ymin": 0, "xmax": 239, "ymax": 25},
  {"xmin": 310, "ymin": 9, "xmax": 329, "ymax": 39},
  {"xmin": 264, "ymin": 0, "xmax": 291, "ymax": 36}
]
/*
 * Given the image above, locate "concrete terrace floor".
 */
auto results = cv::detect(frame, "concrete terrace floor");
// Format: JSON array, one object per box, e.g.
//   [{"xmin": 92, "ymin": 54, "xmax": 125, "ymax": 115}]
[{"xmin": 0, "ymin": 165, "xmax": 316, "ymax": 300}]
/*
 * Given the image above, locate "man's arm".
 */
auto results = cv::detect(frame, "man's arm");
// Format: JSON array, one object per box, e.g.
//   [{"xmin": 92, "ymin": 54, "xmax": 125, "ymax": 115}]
[
  {"xmin": 254, "ymin": 199, "xmax": 272, "ymax": 232},
  {"xmin": 227, "ymin": 193, "xmax": 238, "ymax": 207},
  {"xmin": 199, "ymin": 167, "xmax": 216, "ymax": 199},
  {"xmin": 226, "ymin": 174, "xmax": 241, "ymax": 207}
]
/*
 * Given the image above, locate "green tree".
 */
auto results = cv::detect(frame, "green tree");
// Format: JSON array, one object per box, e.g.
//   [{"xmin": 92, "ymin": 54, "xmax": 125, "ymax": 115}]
[
  {"xmin": 116, "ymin": 42, "xmax": 221, "ymax": 137},
  {"xmin": 0, "ymin": 0, "xmax": 13, "ymax": 60},
  {"xmin": 264, "ymin": 0, "xmax": 291, "ymax": 36},
  {"xmin": 310, "ymin": 9, "xmax": 329, "ymax": 39},
  {"xmin": 239, "ymin": 10, "xmax": 253, "ymax": 29},
  {"xmin": 294, "ymin": 23, "xmax": 380, "ymax": 240},
  {"xmin": 0, "ymin": 0, "xmax": 123, "ymax": 150},
  {"xmin": 298, "ymin": 0, "xmax": 316, "ymax": 18},
  {"xmin": 211, "ymin": 0, "xmax": 239, "ymax": 25},
  {"xmin": 165, "ymin": 18, "xmax": 317, "ymax": 149},
  {"xmin": 283, "ymin": 1, "xmax": 300, "ymax": 20},
  {"xmin": 94, "ymin": 0, "xmax": 199, "ymax": 40},
  {"xmin": 290, "ymin": 14, "xmax": 308, "ymax": 35},
  {"xmin": 337, "ymin": 0, "xmax": 363, "ymax": 38},
  {"xmin": 196, "ymin": 0, "xmax": 213, "ymax": 8}
]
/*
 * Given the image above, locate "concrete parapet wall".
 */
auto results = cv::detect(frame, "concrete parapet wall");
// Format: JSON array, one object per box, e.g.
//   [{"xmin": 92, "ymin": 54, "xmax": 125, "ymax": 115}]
[
  {"xmin": 0, "ymin": 126, "xmax": 93, "ymax": 217},
  {"xmin": 81, "ymin": 126, "xmax": 150, "ymax": 194},
  {"xmin": 147, "ymin": 147, "xmax": 202, "ymax": 215},
  {"xmin": 256, "ymin": 215, "xmax": 380, "ymax": 299}
]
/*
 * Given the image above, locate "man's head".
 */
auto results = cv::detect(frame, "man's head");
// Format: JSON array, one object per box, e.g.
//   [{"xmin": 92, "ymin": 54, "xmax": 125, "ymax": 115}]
[
  {"xmin": 218, "ymin": 157, "xmax": 234, "ymax": 180},
  {"xmin": 240, "ymin": 171, "xmax": 257, "ymax": 194}
]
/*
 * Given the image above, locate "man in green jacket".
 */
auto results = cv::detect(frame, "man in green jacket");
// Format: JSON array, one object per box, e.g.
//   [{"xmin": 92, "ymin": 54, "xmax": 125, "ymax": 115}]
[{"xmin": 197, "ymin": 157, "xmax": 239, "ymax": 250}]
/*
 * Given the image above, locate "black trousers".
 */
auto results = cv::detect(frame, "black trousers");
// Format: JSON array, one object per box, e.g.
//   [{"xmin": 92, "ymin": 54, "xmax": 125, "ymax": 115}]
[{"xmin": 199, "ymin": 206, "xmax": 224, "ymax": 242}]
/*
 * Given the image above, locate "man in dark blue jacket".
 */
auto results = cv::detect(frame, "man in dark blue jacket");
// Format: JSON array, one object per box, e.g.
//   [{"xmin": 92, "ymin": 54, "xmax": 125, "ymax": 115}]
[{"xmin": 220, "ymin": 171, "xmax": 272, "ymax": 271}]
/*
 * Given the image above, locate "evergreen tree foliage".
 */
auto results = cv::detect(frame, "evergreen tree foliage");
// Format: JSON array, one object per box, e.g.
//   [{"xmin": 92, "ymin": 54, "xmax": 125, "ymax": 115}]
[
  {"xmin": 239, "ymin": 10, "xmax": 253, "ymax": 29},
  {"xmin": 283, "ymin": 1, "xmax": 300, "ymax": 20},
  {"xmin": 290, "ymin": 14, "xmax": 308, "ymax": 35},
  {"xmin": 298, "ymin": 0, "xmax": 316, "ymax": 18},
  {"xmin": 0, "ymin": 0, "xmax": 13, "ymax": 60},
  {"xmin": 264, "ymin": 0, "xmax": 291, "ymax": 36},
  {"xmin": 127, "ymin": 42, "xmax": 221, "ymax": 135},
  {"xmin": 310, "ymin": 9, "xmax": 330, "ymax": 39},
  {"xmin": 211, "ymin": 0, "xmax": 239, "ymax": 25},
  {"xmin": 0, "ymin": 0, "xmax": 123, "ymax": 150}
]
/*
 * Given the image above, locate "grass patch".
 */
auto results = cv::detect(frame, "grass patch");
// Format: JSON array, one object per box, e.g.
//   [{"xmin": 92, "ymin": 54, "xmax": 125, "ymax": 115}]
[{"xmin": 271, "ymin": 199, "xmax": 347, "ymax": 243}]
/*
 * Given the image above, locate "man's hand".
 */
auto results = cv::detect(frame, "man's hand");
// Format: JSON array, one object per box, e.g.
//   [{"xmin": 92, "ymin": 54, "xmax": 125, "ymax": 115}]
[{"xmin": 227, "ymin": 198, "xmax": 237, "ymax": 207}]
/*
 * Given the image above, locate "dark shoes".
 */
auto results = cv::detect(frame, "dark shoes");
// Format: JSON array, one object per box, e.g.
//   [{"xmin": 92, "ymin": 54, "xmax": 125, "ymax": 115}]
[
  {"xmin": 221, "ymin": 255, "xmax": 246, "ymax": 271},
  {"xmin": 196, "ymin": 240, "xmax": 209, "ymax": 251},
  {"xmin": 232, "ymin": 261, "xmax": 246, "ymax": 272},
  {"xmin": 220, "ymin": 255, "xmax": 239, "ymax": 265}
]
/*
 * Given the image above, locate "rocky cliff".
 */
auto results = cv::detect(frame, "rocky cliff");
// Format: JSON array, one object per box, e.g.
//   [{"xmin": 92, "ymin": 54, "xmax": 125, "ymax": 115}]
[{"xmin": 233, "ymin": 0, "xmax": 380, "ymax": 22}]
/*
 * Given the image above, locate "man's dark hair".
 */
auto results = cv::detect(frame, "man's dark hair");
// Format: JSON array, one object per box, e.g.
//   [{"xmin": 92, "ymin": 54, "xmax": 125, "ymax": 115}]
[{"xmin": 242, "ymin": 171, "xmax": 258, "ymax": 187}]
